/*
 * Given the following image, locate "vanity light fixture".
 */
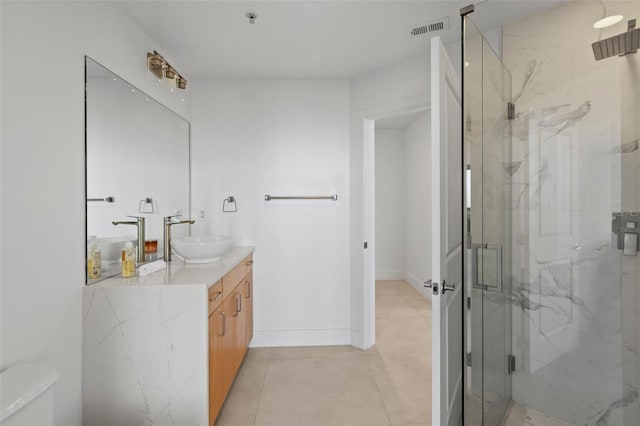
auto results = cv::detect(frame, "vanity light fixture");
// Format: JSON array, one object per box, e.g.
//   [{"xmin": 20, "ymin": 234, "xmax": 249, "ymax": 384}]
[
  {"xmin": 594, "ymin": 15, "xmax": 624, "ymax": 29},
  {"xmin": 146, "ymin": 50, "xmax": 188, "ymax": 90}
]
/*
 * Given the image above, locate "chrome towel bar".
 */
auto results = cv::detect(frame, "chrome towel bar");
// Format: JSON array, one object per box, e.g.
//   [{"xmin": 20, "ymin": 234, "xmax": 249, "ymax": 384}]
[
  {"xmin": 264, "ymin": 194, "xmax": 338, "ymax": 201},
  {"xmin": 87, "ymin": 196, "xmax": 115, "ymax": 203}
]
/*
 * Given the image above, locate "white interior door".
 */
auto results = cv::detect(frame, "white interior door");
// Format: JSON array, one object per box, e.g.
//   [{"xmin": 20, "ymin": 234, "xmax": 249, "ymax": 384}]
[{"xmin": 430, "ymin": 36, "xmax": 463, "ymax": 426}]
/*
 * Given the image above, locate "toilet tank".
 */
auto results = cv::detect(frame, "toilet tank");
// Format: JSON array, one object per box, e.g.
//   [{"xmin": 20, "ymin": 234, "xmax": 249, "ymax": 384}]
[{"xmin": 0, "ymin": 364, "xmax": 60, "ymax": 426}]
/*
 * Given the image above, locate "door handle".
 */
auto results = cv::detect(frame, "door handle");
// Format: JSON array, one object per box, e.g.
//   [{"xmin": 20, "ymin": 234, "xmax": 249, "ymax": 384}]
[
  {"xmin": 424, "ymin": 279, "xmax": 439, "ymax": 295},
  {"xmin": 442, "ymin": 280, "xmax": 456, "ymax": 294},
  {"xmin": 220, "ymin": 312, "xmax": 226, "ymax": 336},
  {"xmin": 471, "ymin": 243, "xmax": 503, "ymax": 293},
  {"xmin": 246, "ymin": 280, "xmax": 251, "ymax": 298}
]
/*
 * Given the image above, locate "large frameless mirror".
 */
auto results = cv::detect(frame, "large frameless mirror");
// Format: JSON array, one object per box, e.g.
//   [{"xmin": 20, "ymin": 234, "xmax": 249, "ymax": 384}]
[{"xmin": 85, "ymin": 57, "xmax": 190, "ymax": 284}]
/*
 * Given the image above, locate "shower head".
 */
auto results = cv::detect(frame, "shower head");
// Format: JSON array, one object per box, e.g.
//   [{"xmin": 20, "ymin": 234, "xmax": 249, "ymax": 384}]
[{"xmin": 592, "ymin": 19, "xmax": 639, "ymax": 61}]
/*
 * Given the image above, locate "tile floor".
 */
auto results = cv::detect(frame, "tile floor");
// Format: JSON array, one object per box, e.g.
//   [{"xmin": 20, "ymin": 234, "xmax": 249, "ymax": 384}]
[
  {"xmin": 503, "ymin": 403, "xmax": 574, "ymax": 426},
  {"xmin": 215, "ymin": 280, "xmax": 432, "ymax": 426}
]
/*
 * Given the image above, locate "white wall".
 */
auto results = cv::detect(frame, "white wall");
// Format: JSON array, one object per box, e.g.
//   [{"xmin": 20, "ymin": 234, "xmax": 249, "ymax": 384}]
[
  {"xmin": 350, "ymin": 54, "xmax": 429, "ymax": 347},
  {"xmin": 374, "ymin": 129, "xmax": 406, "ymax": 280},
  {"xmin": 349, "ymin": 43, "xmax": 459, "ymax": 346},
  {"xmin": 190, "ymin": 79, "xmax": 351, "ymax": 346},
  {"xmin": 1, "ymin": 3, "xmax": 188, "ymax": 424},
  {"xmin": 374, "ymin": 113, "xmax": 431, "ymax": 297},
  {"xmin": 403, "ymin": 113, "xmax": 432, "ymax": 298}
]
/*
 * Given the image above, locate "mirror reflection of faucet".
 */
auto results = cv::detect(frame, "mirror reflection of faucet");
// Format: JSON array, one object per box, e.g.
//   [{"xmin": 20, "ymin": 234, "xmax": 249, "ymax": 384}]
[
  {"xmin": 112, "ymin": 215, "xmax": 146, "ymax": 262},
  {"xmin": 164, "ymin": 215, "xmax": 195, "ymax": 261}
]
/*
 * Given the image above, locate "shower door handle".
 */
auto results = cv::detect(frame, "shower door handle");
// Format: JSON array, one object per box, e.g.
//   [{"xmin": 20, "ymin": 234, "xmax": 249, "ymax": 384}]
[{"xmin": 471, "ymin": 243, "xmax": 503, "ymax": 293}]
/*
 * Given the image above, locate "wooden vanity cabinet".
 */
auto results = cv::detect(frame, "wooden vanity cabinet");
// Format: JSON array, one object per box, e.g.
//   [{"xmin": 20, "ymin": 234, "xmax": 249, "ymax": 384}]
[
  {"xmin": 209, "ymin": 254, "xmax": 254, "ymax": 425},
  {"xmin": 221, "ymin": 289, "xmax": 240, "ymax": 394},
  {"xmin": 240, "ymin": 271, "xmax": 253, "ymax": 348}
]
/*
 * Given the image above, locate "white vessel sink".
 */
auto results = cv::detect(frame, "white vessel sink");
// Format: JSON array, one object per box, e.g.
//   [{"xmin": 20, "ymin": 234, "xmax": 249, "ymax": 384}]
[
  {"xmin": 171, "ymin": 235, "xmax": 233, "ymax": 263},
  {"xmin": 92, "ymin": 235, "xmax": 137, "ymax": 263}
]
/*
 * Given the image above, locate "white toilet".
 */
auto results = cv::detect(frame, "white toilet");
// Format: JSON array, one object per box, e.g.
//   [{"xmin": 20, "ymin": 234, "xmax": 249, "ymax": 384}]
[{"xmin": 0, "ymin": 364, "xmax": 60, "ymax": 426}]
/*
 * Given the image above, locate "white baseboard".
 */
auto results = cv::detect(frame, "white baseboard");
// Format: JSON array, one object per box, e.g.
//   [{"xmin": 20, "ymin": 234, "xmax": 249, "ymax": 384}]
[
  {"xmin": 375, "ymin": 270, "xmax": 405, "ymax": 281},
  {"xmin": 405, "ymin": 271, "xmax": 432, "ymax": 302},
  {"xmin": 249, "ymin": 328, "xmax": 351, "ymax": 348}
]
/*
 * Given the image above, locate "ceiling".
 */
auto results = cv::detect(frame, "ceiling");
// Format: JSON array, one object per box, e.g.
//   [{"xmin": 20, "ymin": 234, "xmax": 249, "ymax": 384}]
[
  {"xmin": 118, "ymin": 1, "xmax": 564, "ymax": 79},
  {"xmin": 376, "ymin": 109, "xmax": 427, "ymax": 130}
]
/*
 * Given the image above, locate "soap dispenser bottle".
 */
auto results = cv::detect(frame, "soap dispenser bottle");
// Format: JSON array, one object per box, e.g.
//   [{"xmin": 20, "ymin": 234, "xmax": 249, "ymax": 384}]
[
  {"xmin": 87, "ymin": 244, "xmax": 96, "ymax": 279},
  {"xmin": 93, "ymin": 245, "xmax": 102, "ymax": 278},
  {"xmin": 121, "ymin": 242, "xmax": 136, "ymax": 278}
]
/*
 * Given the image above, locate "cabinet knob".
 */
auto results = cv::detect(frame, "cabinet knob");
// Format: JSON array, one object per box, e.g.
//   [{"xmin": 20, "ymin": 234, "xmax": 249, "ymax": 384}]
[
  {"xmin": 209, "ymin": 291, "xmax": 222, "ymax": 302},
  {"xmin": 246, "ymin": 260, "xmax": 254, "ymax": 266}
]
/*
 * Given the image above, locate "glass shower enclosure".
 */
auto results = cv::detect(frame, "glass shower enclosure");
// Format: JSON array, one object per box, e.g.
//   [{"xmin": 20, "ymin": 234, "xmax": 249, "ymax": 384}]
[
  {"xmin": 462, "ymin": 15, "xmax": 513, "ymax": 426},
  {"xmin": 462, "ymin": 1, "xmax": 640, "ymax": 425}
]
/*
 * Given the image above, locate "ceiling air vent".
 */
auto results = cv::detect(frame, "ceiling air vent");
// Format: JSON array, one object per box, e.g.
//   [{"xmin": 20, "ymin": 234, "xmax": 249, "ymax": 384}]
[{"xmin": 410, "ymin": 17, "xmax": 449, "ymax": 37}]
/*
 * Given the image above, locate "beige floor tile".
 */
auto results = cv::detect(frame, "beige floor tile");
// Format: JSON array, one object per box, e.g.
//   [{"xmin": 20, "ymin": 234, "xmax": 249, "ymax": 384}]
[
  {"xmin": 269, "ymin": 345, "xmax": 365, "ymax": 360},
  {"xmin": 376, "ymin": 281, "xmax": 432, "ymax": 319},
  {"xmin": 365, "ymin": 345, "xmax": 380, "ymax": 357},
  {"xmin": 368, "ymin": 352, "xmax": 432, "ymax": 426},
  {"xmin": 220, "ymin": 279, "xmax": 432, "ymax": 426},
  {"xmin": 393, "ymin": 424, "xmax": 431, "ymax": 426},
  {"xmin": 376, "ymin": 305, "xmax": 424, "ymax": 318},
  {"xmin": 406, "ymin": 297, "xmax": 432, "ymax": 312},
  {"xmin": 375, "ymin": 314, "xmax": 431, "ymax": 355},
  {"xmin": 376, "ymin": 293, "xmax": 415, "ymax": 308},
  {"xmin": 216, "ymin": 359, "xmax": 269, "ymax": 426},
  {"xmin": 253, "ymin": 356, "xmax": 391, "ymax": 426},
  {"xmin": 245, "ymin": 347, "xmax": 273, "ymax": 362}
]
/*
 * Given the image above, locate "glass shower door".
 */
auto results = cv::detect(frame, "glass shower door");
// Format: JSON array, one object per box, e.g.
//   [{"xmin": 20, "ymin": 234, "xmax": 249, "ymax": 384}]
[{"xmin": 463, "ymin": 16, "xmax": 513, "ymax": 426}]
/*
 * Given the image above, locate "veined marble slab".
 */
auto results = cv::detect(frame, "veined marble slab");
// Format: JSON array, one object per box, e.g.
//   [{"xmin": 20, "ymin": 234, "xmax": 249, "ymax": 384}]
[
  {"xmin": 91, "ymin": 245, "xmax": 254, "ymax": 288},
  {"xmin": 503, "ymin": 1, "xmax": 639, "ymax": 425},
  {"xmin": 83, "ymin": 246, "xmax": 254, "ymax": 426}
]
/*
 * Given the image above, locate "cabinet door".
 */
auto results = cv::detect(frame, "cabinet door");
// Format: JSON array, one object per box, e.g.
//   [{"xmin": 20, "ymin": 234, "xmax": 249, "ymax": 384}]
[
  {"xmin": 235, "ymin": 288, "xmax": 247, "ymax": 362},
  {"xmin": 242, "ymin": 271, "xmax": 254, "ymax": 348},
  {"xmin": 221, "ymin": 291, "xmax": 239, "ymax": 395},
  {"xmin": 209, "ymin": 306, "xmax": 225, "ymax": 425}
]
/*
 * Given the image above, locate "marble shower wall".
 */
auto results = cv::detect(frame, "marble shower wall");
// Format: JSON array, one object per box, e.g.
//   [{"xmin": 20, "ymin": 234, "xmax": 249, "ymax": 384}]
[
  {"xmin": 620, "ymin": 5, "xmax": 640, "ymax": 423},
  {"xmin": 503, "ymin": 1, "xmax": 640, "ymax": 425}
]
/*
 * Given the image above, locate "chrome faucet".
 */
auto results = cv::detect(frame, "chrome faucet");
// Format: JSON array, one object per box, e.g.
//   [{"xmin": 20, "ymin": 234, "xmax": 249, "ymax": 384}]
[
  {"xmin": 163, "ymin": 215, "xmax": 195, "ymax": 261},
  {"xmin": 112, "ymin": 216, "xmax": 146, "ymax": 263}
]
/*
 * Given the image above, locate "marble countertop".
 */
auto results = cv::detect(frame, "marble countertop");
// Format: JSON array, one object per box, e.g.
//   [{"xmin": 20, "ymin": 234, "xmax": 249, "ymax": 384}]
[{"xmin": 90, "ymin": 246, "xmax": 254, "ymax": 288}]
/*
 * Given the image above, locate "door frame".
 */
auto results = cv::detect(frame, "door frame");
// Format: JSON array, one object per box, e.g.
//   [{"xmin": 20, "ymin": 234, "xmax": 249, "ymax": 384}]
[{"xmin": 354, "ymin": 96, "xmax": 429, "ymax": 350}]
